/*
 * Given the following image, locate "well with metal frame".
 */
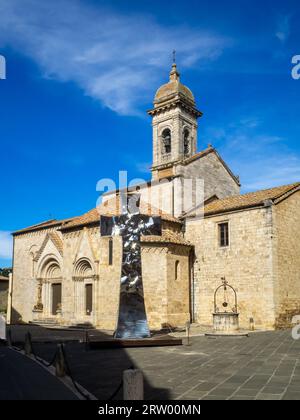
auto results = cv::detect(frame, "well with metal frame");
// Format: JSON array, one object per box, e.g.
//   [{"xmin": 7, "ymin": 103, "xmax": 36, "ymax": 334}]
[{"xmin": 213, "ymin": 278, "xmax": 239, "ymax": 334}]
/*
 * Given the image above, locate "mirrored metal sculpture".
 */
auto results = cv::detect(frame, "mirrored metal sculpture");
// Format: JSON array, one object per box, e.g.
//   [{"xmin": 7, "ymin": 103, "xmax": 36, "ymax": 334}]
[{"xmin": 100, "ymin": 193, "xmax": 162, "ymax": 339}]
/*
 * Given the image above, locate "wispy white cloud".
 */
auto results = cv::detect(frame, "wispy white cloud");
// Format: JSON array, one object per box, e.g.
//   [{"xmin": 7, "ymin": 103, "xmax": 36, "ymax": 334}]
[
  {"xmin": 0, "ymin": 231, "xmax": 13, "ymax": 259},
  {"xmin": 0, "ymin": 0, "xmax": 231, "ymax": 116},
  {"xmin": 275, "ymin": 15, "xmax": 291, "ymax": 44},
  {"xmin": 204, "ymin": 117, "xmax": 300, "ymax": 192}
]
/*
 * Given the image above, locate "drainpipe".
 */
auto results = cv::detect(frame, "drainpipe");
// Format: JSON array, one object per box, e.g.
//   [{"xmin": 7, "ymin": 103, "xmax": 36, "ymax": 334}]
[
  {"xmin": 190, "ymin": 248, "xmax": 195, "ymax": 323},
  {"xmin": 183, "ymin": 218, "xmax": 195, "ymax": 323}
]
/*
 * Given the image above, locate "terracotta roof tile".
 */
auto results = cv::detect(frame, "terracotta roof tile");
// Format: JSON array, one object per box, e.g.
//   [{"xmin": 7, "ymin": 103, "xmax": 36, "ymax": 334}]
[
  {"xmin": 61, "ymin": 197, "xmax": 181, "ymax": 231},
  {"xmin": 13, "ymin": 218, "xmax": 75, "ymax": 235},
  {"xmin": 141, "ymin": 231, "xmax": 192, "ymax": 246},
  {"xmin": 202, "ymin": 182, "xmax": 300, "ymax": 217}
]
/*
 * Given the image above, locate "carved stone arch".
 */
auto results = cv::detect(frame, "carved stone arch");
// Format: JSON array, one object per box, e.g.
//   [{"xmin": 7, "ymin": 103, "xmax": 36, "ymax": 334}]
[
  {"xmin": 73, "ymin": 257, "xmax": 94, "ymax": 278},
  {"xmin": 37, "ymin": 254, "xmax": 62, "ymax": 279},
  {"xmin": 34, "ymin": 254, "xmax": 63, "ymax": 316},
  {"xmin": 158, "ymin": 124, "xmax": 173, "ymax": 138}
]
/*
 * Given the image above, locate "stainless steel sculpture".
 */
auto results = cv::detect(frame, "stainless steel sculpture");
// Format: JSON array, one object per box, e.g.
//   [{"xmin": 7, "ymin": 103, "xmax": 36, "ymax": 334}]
[{"xmin": 100, "ymin": 194, "xmax": 162, "ymax": 339}]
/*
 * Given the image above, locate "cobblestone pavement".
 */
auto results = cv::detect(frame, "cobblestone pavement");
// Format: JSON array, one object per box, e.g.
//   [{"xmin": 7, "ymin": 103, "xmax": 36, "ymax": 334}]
[{"xmin": 10, "ymin": 326, "xmax": 300, "ymax": 401}]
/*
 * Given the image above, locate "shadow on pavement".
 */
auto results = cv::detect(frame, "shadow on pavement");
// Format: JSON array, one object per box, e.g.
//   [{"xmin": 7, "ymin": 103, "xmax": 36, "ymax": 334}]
[{"xmin": 7, "ymin": 324, "xmax": 171, "ymax": 400}]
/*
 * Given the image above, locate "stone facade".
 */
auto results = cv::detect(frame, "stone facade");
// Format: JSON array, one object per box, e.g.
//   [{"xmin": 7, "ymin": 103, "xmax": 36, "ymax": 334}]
[
  {"xmin": 185, "ymin": 189, "xmax": 300, "ymax": 330},
  {"xmin": 186, "ymin": 207, "xmax": 276, "ymax": 330},
  {"xmin": 10, "ymin": 64, "xmax": 300, "ymax": 332},
  {"xmin": 11, "ymin": 220, "xmax": 191, "ymax": 330},
  {"xmin": 274, "ymin": 192, "xmax": 300, "ymax": 328},
  {"xmin": 104, "ymin": 149, "xmax": 240, "ymax": 219}
]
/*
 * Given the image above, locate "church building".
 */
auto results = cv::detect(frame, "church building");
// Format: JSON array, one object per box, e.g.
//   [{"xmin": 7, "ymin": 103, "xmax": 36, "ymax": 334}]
[{"xmin": 10, "ymin": 63, "xmax": 300, "ymax": 331}]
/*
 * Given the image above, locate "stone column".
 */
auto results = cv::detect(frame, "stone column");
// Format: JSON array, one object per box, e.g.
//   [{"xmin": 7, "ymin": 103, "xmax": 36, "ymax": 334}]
[{"xmin": 34, "ymin": 278, "xmax": 43, "ymax": 311}]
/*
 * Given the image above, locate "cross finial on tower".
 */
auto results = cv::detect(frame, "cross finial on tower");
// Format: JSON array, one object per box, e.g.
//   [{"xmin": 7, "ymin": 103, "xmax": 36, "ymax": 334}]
[
  {"xmin": 172, "ymin": 49, "xmax": 176, "ymax": 64},
  {"xmin": 170, "ymin": 50, "xmax": 179, "ymax": 81}
]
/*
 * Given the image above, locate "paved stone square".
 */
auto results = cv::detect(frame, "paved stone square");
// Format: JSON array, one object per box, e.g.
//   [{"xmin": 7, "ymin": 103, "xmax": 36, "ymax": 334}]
[{"xmin": 9, "ymin": 327, "xmax": 300, "ymax": 400}]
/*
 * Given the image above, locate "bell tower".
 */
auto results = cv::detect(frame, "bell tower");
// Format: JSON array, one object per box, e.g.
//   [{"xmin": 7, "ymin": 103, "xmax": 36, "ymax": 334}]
[{"xmin": 148, "ymin": 61, "xmax": 202, "ymax": 180}]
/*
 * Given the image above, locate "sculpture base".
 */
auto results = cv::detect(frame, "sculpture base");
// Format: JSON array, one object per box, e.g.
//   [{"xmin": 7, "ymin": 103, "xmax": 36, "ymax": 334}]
[
  {"xmin": 205, "ymin": 332, "xmax": 249, "ymax": 337},
  {"xmin": 88, "ymin": 336, "xmax": 182, "ymax": 349}
]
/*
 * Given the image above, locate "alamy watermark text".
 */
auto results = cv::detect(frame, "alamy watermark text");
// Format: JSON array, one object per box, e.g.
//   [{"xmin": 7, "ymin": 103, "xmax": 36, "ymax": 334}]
[
  {"xmin": 292, "ymin": 55, "xmax": 300, "ymax": 80},
  {"xmin": 0, "ymin": 55, "xmax": 6, "ymax": 80}
]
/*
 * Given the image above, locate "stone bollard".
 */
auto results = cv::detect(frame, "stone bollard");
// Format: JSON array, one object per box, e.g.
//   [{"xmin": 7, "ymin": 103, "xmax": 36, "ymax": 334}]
[
  {"xmin": 185, "ymin": 320, "xmax": 191, "ymax": 346},
  {"xmin": 55, "ymin": 344, "xmax": 67, "ymax": 378},
  {"xmin": 249, "ymin": 318, "xmax": 255, "ymax": 331},
  {"xmin": 24, "ymin": 332, "xmax": 33, "ymax": 355},
  {"xmin": 123, "ymin": 369, "xmax": 144, "ymax": 400}
]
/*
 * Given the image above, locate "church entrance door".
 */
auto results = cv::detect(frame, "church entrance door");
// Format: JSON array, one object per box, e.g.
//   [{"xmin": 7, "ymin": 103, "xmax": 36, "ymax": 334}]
[
  {"xmin": 52, "ymin": 283, "xmax": 62, "ymax": 315},
  {"xmin": 85, "ymin": 284, "xmax": 93, "ymax": 316}
]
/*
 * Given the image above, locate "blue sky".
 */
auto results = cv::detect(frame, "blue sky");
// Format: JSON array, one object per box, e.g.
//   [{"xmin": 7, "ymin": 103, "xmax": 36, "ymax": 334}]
[{"xmin": 0, "ymin": 0, "xmax": 300, "ymax": 267}]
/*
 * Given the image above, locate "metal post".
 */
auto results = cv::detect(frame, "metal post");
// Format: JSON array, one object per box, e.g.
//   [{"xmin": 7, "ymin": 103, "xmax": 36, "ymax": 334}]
[
  {"xmin": 123, "ymin": 369, "xmax": 144, "ymax": 400},
  {"xmin": 186, "ymin": 320, "xmax": 191, "ymax": 346}
]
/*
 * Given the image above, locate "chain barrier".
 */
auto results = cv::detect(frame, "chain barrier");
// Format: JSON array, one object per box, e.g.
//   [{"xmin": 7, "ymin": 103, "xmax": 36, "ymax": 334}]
[
  {"xmin": 8, "ymin": 329, "xmax": 137, "ymax": 401},
  {"xmin": 108, "ymin": 365, "xmax": 135, "ymax": 400},
  {"xmin": 8, "ymin": 329, "xmax": 91, "ymax": 400},
  {"xmin": 60, "ymin": 344, "xmax": 92, "ymax": 400}
]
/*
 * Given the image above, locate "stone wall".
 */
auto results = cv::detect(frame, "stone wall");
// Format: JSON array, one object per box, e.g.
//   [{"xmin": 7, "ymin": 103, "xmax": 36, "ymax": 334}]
[
  {"xmin": 274, "ymin": 191, "xmax": 300, "ymax": 328},
  {"xmin": 176, "ymin": 151, "xmax": 240, "ymax": 201},
  {"xmin": 12, "ymin": 228, "xmax": 58, "ymax": 323},
  {"xmin": 0, "ymin": 282, "xmax": 8, "ymax": 313},
  {"xmin": 185, "ymin": 207, "xmax": 276, "ymax": 330},
  {"xmin": 12, "ymin": 220, "xmax": 191, "ymax": 331}
]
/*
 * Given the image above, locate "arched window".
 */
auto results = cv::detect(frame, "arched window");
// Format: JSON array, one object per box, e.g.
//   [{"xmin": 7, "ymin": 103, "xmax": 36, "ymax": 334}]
[
  {"xmin": 183, "ymin": 129, "xmax": 190, "ymax": 155},
  {"xmin": 175, "ymin": 260, "xmax": 180, "ymax": 280},
  {"xmin": 109, "ymin": 238, "xmax": 113, "ymax": 265},
  {"xmin": 162, "ymin": 128, "xmax": 171, "ymax": 154}
]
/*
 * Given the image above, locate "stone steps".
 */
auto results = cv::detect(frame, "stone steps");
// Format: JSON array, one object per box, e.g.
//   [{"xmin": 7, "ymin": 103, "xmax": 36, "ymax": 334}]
[{"xmin": 29, "ymin": 319, "xmax": 59, "ymax": 327}]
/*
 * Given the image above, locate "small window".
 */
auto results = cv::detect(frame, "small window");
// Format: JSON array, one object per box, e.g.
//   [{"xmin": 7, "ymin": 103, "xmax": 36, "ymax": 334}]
[
  {"xmin": 109, "ymin": 238, "xmax": 113, "ymax": 265},
  {"xmin": 219, "ymin": 223, "xmax": 229, "ymax": 247},
  {"xmin": 162, "ymin": 129, "xmax": 171, "ymax": 154},
  {"xmin": 175, "ymin": 260, "xmax": 180, "ymax": 280}
]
